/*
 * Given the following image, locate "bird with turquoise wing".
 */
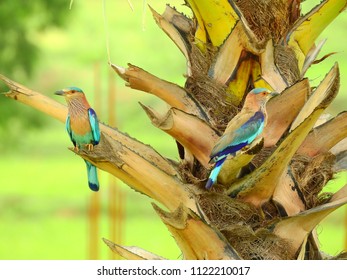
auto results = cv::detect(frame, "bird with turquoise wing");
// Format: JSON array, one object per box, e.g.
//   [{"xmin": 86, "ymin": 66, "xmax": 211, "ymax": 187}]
[
  {"xmin": 205, "ymin": 88, "xmax": 278, "ymax": 189},
  {"xmin": 55, "ymin": 87, "xmax": 101, "ymax": 191}
]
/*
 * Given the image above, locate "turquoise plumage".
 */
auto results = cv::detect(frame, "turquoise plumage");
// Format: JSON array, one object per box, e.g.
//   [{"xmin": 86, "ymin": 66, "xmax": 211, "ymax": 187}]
[
  {"xmin": 205, "ymin": 88, "xmax": 278, "ymax": 189},
  {"xmin": 55, "ymin": 87, "xmax": 101, "ymax": 191}
]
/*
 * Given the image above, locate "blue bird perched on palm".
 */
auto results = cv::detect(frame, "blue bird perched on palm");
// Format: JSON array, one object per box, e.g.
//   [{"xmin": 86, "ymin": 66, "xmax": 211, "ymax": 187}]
[
  {"xmin": 205, "ymin": 88, "xmax": 278, "ymax": 189},
  {"xmin": 55, "ymin": 86, "xmax": 101, "ymax": 191}
]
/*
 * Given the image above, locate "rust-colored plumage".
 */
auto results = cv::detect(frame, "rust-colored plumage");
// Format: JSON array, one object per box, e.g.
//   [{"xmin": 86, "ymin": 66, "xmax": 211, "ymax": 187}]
[{"xmin": 55, "ymin": 87, "xmax": 101, "ymax": 191}]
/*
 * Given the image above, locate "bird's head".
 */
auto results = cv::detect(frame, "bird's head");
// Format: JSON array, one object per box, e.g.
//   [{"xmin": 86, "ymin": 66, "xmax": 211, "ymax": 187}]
[
  {"xmin": 54, "ymin": 86, "xmax": 85, "ymax": 100},
  {"xmin": 243, "ymin": 88, "xmax": 279, "ymax": 109}
]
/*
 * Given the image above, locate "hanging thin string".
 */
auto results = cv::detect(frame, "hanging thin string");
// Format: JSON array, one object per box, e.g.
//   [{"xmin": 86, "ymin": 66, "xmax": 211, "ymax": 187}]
[
  {"xmin": 69, "ymin": 0, "xmax": 73, "ymax": 10},
  {"xmin": 102, "ymin": 0, "xmax": 111, "ymax": 63},
  {"xmin": 127, "ymin": 0, "xmax": 134, "ymax": 11},
  {"xmin": 103, "ymin": 0, "xmax": 136, "ymax": 63}
]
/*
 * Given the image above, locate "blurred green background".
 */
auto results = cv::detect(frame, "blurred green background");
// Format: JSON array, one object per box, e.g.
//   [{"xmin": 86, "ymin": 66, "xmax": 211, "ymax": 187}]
[{"xmin": 0, "ymin": 0, "xmax": 346, "ymax": 259}]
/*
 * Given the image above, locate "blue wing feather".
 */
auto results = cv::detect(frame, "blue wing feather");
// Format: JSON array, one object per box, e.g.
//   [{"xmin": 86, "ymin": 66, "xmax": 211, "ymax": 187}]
[
  {"xmin": 210, "ymin": 111, "xmax": 265, "ymax": 161},
  {"xmin": 65, "ymin": 114, "xmax": 76, "ymax": 147},
  {"xmin": 210, "ymin": 142, "xmax": 248, "ymax": 163},
  {"xmin": 88, "ymin": 108, "xmax": 100, "ymax": 145},
  {"xmin": 206, "ymin": 111, "xmax": 265, "ymax": 189},
  {"xmin": 235, "ymin": 111, "xmax": 264, "ymax": 144}
]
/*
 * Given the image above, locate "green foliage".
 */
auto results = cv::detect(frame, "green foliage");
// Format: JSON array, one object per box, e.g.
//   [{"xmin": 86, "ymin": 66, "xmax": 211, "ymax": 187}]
[
  {"xmin": 0, "ymin": 0, "xmax": 68, "ymax": 76},
  {"xmin": 0, "ymin": 0, "xmax": 69, "ymax": 131}
]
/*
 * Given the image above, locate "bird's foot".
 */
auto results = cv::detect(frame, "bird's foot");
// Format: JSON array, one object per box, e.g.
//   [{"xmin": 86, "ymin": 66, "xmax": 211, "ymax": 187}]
[
  {"xmin": 73, "ymin": 146, "xmax": 79, "ymax": 152},
  {"xmin": 85, "ymin": 144, "xmax": 94, "ymax": 151}
]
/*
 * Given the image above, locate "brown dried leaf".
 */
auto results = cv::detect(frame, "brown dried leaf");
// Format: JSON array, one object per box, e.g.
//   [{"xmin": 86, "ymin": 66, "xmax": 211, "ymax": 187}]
[
  {"xmin": 264, "ymin": 79, "xmax": 310, "ymax": 147},
  {"xmin": 298, "ymin": 111, "xmax": 347, "ymax": 157},
  {"xmin": 260, "ymin": 40, "xmax": 288, "ymax": 92},
  {"xmin": 301, "ymin": 39, "xmax": 327, "ymax": 77},
  {"xmin": 103, "ymin": 238, "xmax": 165, "ymax": 260},
  {"xmin": 141, "ymin": 105, "xmax": 219, "ymax": 167},
  {"xmin": 111, "ymin": 63, "xmax": 206, "ymax": 120},
  {"xmin": 272, "ymin": 169, "xmax": 306, "ymax": 216},
  {"xmin": 79, "ymin": 133, "xmax": 197, "ymax": 212},
  {"xmin": 290, "ymin": 63, "xmax": 339, "ymax": 131},
  {"xmin": 270, "ymin": 194, "xmax": 347, "ymax": 255},
  {"xmin": 150, "ymin": 5, "xmax": 191, "ymax": 69},
  {"xmin": 209, "ymin": 22, "xmax": 245, "ymax": 85},
  {"xmin": 153, "ymin": 203, "xmax": 240, "ymax": 260}
]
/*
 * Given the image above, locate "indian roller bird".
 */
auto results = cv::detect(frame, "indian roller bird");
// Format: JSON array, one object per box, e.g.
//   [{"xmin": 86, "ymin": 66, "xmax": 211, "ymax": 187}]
[
  {"xmin": 205, "ymin": 88, "xmax": 278, "ymax": 189},
  {"xmin": 55, "ymin": 87, "xmax": 101, "ymax": 191}
]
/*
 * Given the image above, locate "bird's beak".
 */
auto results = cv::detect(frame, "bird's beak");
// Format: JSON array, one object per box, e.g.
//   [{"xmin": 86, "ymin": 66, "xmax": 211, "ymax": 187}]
[{"xmin": 54, "ymin": 89, "xmax": 66, "ymax": 96}]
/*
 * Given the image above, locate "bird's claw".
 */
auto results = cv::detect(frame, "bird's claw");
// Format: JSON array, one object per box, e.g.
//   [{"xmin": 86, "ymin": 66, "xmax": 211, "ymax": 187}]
[
  {"xmin": 85, "ymin": 144, "xmax": 94, "ymax": 151},
  {"xmin": 73, "ymin": 146, "xmax": 79, "ymax": 152}
]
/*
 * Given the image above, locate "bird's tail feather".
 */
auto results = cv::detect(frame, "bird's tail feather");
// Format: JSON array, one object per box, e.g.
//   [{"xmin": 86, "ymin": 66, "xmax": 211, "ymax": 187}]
[
  {"xmin": 205, "ymin": 157, "xmax": 226, "ymax": 189},
  {"xmin": 85, "ymin": 160, "xmax": 99, "ymax": 191}
]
